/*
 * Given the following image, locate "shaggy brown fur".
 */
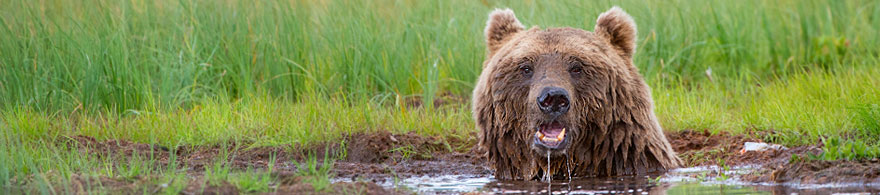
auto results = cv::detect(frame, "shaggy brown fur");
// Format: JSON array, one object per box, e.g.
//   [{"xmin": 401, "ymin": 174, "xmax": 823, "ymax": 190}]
[{"xmin": 472, "ymin": 7, "xmax": 682, "ymax": 180}]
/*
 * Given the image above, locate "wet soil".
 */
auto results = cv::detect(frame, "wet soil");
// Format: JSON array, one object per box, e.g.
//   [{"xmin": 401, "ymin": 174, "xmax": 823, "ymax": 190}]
[
  {"xmin": 761, "ymin": 158, "xmax": 880, "ymax": 184},
  {"xmin": 331, "ymin": 131, "xmax": 490, "ymax": 182},
  {"xmin": 403, "ymin": 92, "xmax": 466, "ymax": 109},
  {"xmin": 56, "ymin": 129, "xmax": 880, "ymax": 193},
  {"xmin": 668, "ymin": 129, "xmax": 825, "ymax": 168},
  {"xmin": 669, "ymin": 130, "xmax": 880, "ymax": 185},
  {"xmin": 49, "ymin": 174, "xmax": 405, "ymax": 195},
  {"xmin": 60, "ymin": 131, "xmax": 487, "ymax": 194}
]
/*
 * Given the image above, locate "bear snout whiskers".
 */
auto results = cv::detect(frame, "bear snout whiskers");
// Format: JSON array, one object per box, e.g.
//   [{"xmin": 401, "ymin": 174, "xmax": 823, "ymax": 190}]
[{"xmin": 537, "ymin": 87, "xmax": 570, "ymax": 117}]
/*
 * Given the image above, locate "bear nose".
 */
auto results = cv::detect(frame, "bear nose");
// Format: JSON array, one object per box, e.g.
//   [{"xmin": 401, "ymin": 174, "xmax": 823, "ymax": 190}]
[{"xmin": 537, "ymin": 87, "xmax": 570, "ymax": 116}]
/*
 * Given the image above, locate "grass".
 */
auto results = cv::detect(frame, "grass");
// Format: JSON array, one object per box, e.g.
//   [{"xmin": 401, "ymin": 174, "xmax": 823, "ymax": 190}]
[
  {"xmin": 3, "ymin": 0, "xmax": 879, "ymax": 112},
  {"xmin": 1, "ymin": 0, "xmax": 880, "ymax": 192},
  {"xmin": 294, "ymin": 151, "xmax": 336, "ymax": 193},
  {"xmin": 656, "ymin": 67, "xmax": 880, "ymax": 145},
  {"xmin": 230, "ymin": 168, "xmax": 274, "ymax": 193}
]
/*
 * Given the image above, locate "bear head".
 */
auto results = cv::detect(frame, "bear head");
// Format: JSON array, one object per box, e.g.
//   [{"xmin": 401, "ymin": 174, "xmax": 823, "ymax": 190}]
[{"xmin": 472, "ymin": 7, "xmax": 681, "ymax": 180}]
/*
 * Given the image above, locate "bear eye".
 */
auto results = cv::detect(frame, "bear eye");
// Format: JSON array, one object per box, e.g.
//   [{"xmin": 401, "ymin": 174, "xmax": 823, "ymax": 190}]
[
  {"xmin": 569, "ymin": 61, "xmax": 584, "ymax": 74},
  {"xmin": 519, "ymin": 64, "xmax": 533, "ymax": 75}
]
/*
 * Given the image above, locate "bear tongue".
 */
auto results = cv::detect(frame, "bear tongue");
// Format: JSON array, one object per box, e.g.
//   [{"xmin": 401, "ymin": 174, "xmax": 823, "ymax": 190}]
[{"xmin": 541, "ymin": 127, "xmax": 563, "ymax": 138}]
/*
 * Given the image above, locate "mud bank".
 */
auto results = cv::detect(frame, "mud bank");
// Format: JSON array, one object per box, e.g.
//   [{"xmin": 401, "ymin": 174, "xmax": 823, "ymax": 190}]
[
  {"xmin": 669, "ymin": 130, "xmax": 880, "ymax": 185},
  {"xmin": 59, "ymin": 131, "xmax": 484, "ymax": 194},
  {"xmin": 54, "ymin": 130, "xmax": 880, "ymax": 194}
]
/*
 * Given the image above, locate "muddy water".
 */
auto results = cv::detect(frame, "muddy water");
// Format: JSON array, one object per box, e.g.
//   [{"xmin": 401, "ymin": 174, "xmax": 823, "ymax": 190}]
[{"xmin": 364, "ymin": 165, "xmax": 880, "ymax": 194}]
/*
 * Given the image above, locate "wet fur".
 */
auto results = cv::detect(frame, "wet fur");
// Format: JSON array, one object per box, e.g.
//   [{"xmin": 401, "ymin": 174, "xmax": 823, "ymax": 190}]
[{"xmin": 473, "ymin": 7, "xmax": 682, "ymax": 180}]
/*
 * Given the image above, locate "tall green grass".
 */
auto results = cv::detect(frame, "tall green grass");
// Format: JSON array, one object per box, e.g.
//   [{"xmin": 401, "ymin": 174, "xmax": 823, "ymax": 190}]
[
  {"xmin": 654, "ymin": 67, "xmax": 880, "ymax": 145},
  {"xmin": 2, "ymin": 0, "xmax": 878, "ymax": 111},
  {"xmin": 2, "ymin": 0, "xmax": 880, "ymax": 190},
  {"xmin": 0, "ymin": 95, "xmax": 473, "ymax": 147}
]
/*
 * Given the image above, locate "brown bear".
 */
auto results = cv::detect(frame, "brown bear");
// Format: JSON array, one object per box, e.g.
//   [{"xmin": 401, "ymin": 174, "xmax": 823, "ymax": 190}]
[{"xmin": 472, "ymin": 7, "xmax": 682, "ymax": 180}]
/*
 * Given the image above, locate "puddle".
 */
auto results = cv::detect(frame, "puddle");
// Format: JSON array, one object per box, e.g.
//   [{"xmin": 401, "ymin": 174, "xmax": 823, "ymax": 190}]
[
  {"xmin": 379, "ymin": 174, "xmax": 491, "ymax": 193},
  {"xmin": 353, "ymin": 165, "xmax": 880, "ymax": 194}
]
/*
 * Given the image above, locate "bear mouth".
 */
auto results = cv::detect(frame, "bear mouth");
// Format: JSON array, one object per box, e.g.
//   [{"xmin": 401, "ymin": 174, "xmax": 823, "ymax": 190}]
[{"xmin": 533, "ymin": 121, "xmax": 568, "ymax": 149}]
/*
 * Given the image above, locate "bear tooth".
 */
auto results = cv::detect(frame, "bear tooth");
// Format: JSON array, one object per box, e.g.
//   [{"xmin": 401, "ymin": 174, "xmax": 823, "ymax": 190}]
[
  {"xmin": 536, "ymin": 131, "xmax": 544, "ymax": 139},
  {"xmin": 557, "ymin": 128, "xmax": 566, "ymax": 139}
]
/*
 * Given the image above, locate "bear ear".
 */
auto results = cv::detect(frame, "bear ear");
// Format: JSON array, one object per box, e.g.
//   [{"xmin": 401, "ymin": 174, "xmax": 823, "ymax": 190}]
[
  {"xmin": 594, "ymin": 6, "xmax": 637, "ymax": 58},
  {"xmin": 485, "ymin": 8, "xmax": 524, "ymax": 57}
]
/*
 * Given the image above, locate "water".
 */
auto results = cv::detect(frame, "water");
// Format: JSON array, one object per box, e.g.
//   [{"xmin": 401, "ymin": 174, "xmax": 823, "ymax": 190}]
[
  {"xmin": 566, "ymin": 155, "xmax": 572, "ymax": 182},
  {"xmin": 546, "ymin": 151, "xmax": 552, "ymax": 190},
  {"xmin": 370, "ymin": 165, "xmax": 880, "ymax": 194}
]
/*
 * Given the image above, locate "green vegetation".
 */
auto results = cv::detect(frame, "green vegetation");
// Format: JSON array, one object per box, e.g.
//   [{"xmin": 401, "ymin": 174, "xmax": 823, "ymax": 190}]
[
  {"xmin": 1, "ymin": 0, "xmax": 879, "ymax": 192},
  {"xmin": 294, "ymin": 151, "xmax": 336, "ymax": 193},
  {"xmin": 715, "ymin": 158, "xmax": 730, "ymax": 182}
]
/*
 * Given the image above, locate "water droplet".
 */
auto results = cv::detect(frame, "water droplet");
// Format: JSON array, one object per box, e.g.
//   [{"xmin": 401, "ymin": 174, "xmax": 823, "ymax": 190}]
[
  {"xmin": 547, "ymin": 151, "xmax": 551, "ymax": 192},
  {"xmin": 567, "ymin": 155, "xmax": 572, "ymax": 182},
  {"xmin": 546, "ymin": 151, "xmax": 551, "ymax": 182}
]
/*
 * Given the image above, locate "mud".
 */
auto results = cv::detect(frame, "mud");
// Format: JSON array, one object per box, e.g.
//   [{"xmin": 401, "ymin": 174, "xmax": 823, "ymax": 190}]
[
  {"xmin": 60, "ymin": 131, "xmax": 486, "ymax": 194},
  {"xmin": 667, "ymin": 129, "xmax": 809, "ymax": 167},
  {"xmin": 270, "ymin": 181, "xmax": 405, "ymax": 195},
  {"xmin": 403, "ymin": 92, "xmax": 466, "ymax": 108},
  {"xmin": 38, "ymin": 174, "xmax": 404, "ymax": 195},
  {"xmin": 763, "ymin": 158, "xmax": 880, "ymax": 184},
  {"xmin": 669, "ymin": 130, "xmax": 880, "ymax": 185},
  {"xmin": 56, "ymin": 129, "xmax": 880, "ymax": 193},
  {"xmin": 332, "ymin": 131, "xmax": 490, "ymax": 182}
]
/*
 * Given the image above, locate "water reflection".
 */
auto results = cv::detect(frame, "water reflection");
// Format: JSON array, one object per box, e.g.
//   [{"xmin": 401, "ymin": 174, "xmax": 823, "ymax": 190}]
[
  {"xmin": 483, "ymin": 175, "xmax": 666, "ymax": 194},
  {"xmin": 377, "ymin": 170, "xmax": 880, "ymax": 194}
]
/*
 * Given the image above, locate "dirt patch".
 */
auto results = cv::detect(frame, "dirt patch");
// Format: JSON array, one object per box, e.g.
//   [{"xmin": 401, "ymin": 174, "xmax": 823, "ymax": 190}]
[
  {"xmin": 761, "ymin": 158, "xmax": 880, "ymax": 184},
  {"xmin": 24, "ymin": 174, "xmax": 401, "ymax": 195},
  {"xmin": 343, "ymin": 131, "xmax": 445, "ymax": 163},
  {"xmin": 403, "ymin": 92, "xmax": 467, "ymax": 108},
  {"xmin": 333, "ymin": 131, "xmax": 490, "ymax": 182},
  {"xmin": 184, "ymin": 180, "xmax": 240, "ymax": 195},
  {"xmin": 669, "ymin": 129, "xmax": 764, "ymax": 166},
  {"xmin": 179, "ymin": 176, "xmax": 404, "ymax": 195},
  {"xmin": 270, "ymin": 181, "xmax": 407, "ymax": 195},
  {"xmin": 64, "ymin": 174, "xmax": 146, "ymax": 193},
  {"xmin": 65, "ymin": 135, "xmax": 172, "ymax": 159},
  {"xmin": 669, "ymin": 130, "xmax": 821, "ymax": 167},
  {"xmin": 667, "ymin": 130, "xmax": 880, "ymax": 185},
  {"xmin": 59, "ymin": 131, "xmax": 487, "ymax": 193},
  {"xmin": 54, "ymin": 129, "xmax": 880, "ymax": 193},
  {"xmin": 64, "ymin": 135, "xmax": 296, "ymax": 171}
]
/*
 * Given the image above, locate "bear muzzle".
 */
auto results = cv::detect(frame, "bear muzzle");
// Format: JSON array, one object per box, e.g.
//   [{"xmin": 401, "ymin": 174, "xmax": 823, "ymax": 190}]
[
  {"xmin": 536, "ymin": 87, "xmax": 570, "ymax": 117},
  {"xmin": 532, "ymin": 121, "xmax": 570, "ymax": 151}
]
